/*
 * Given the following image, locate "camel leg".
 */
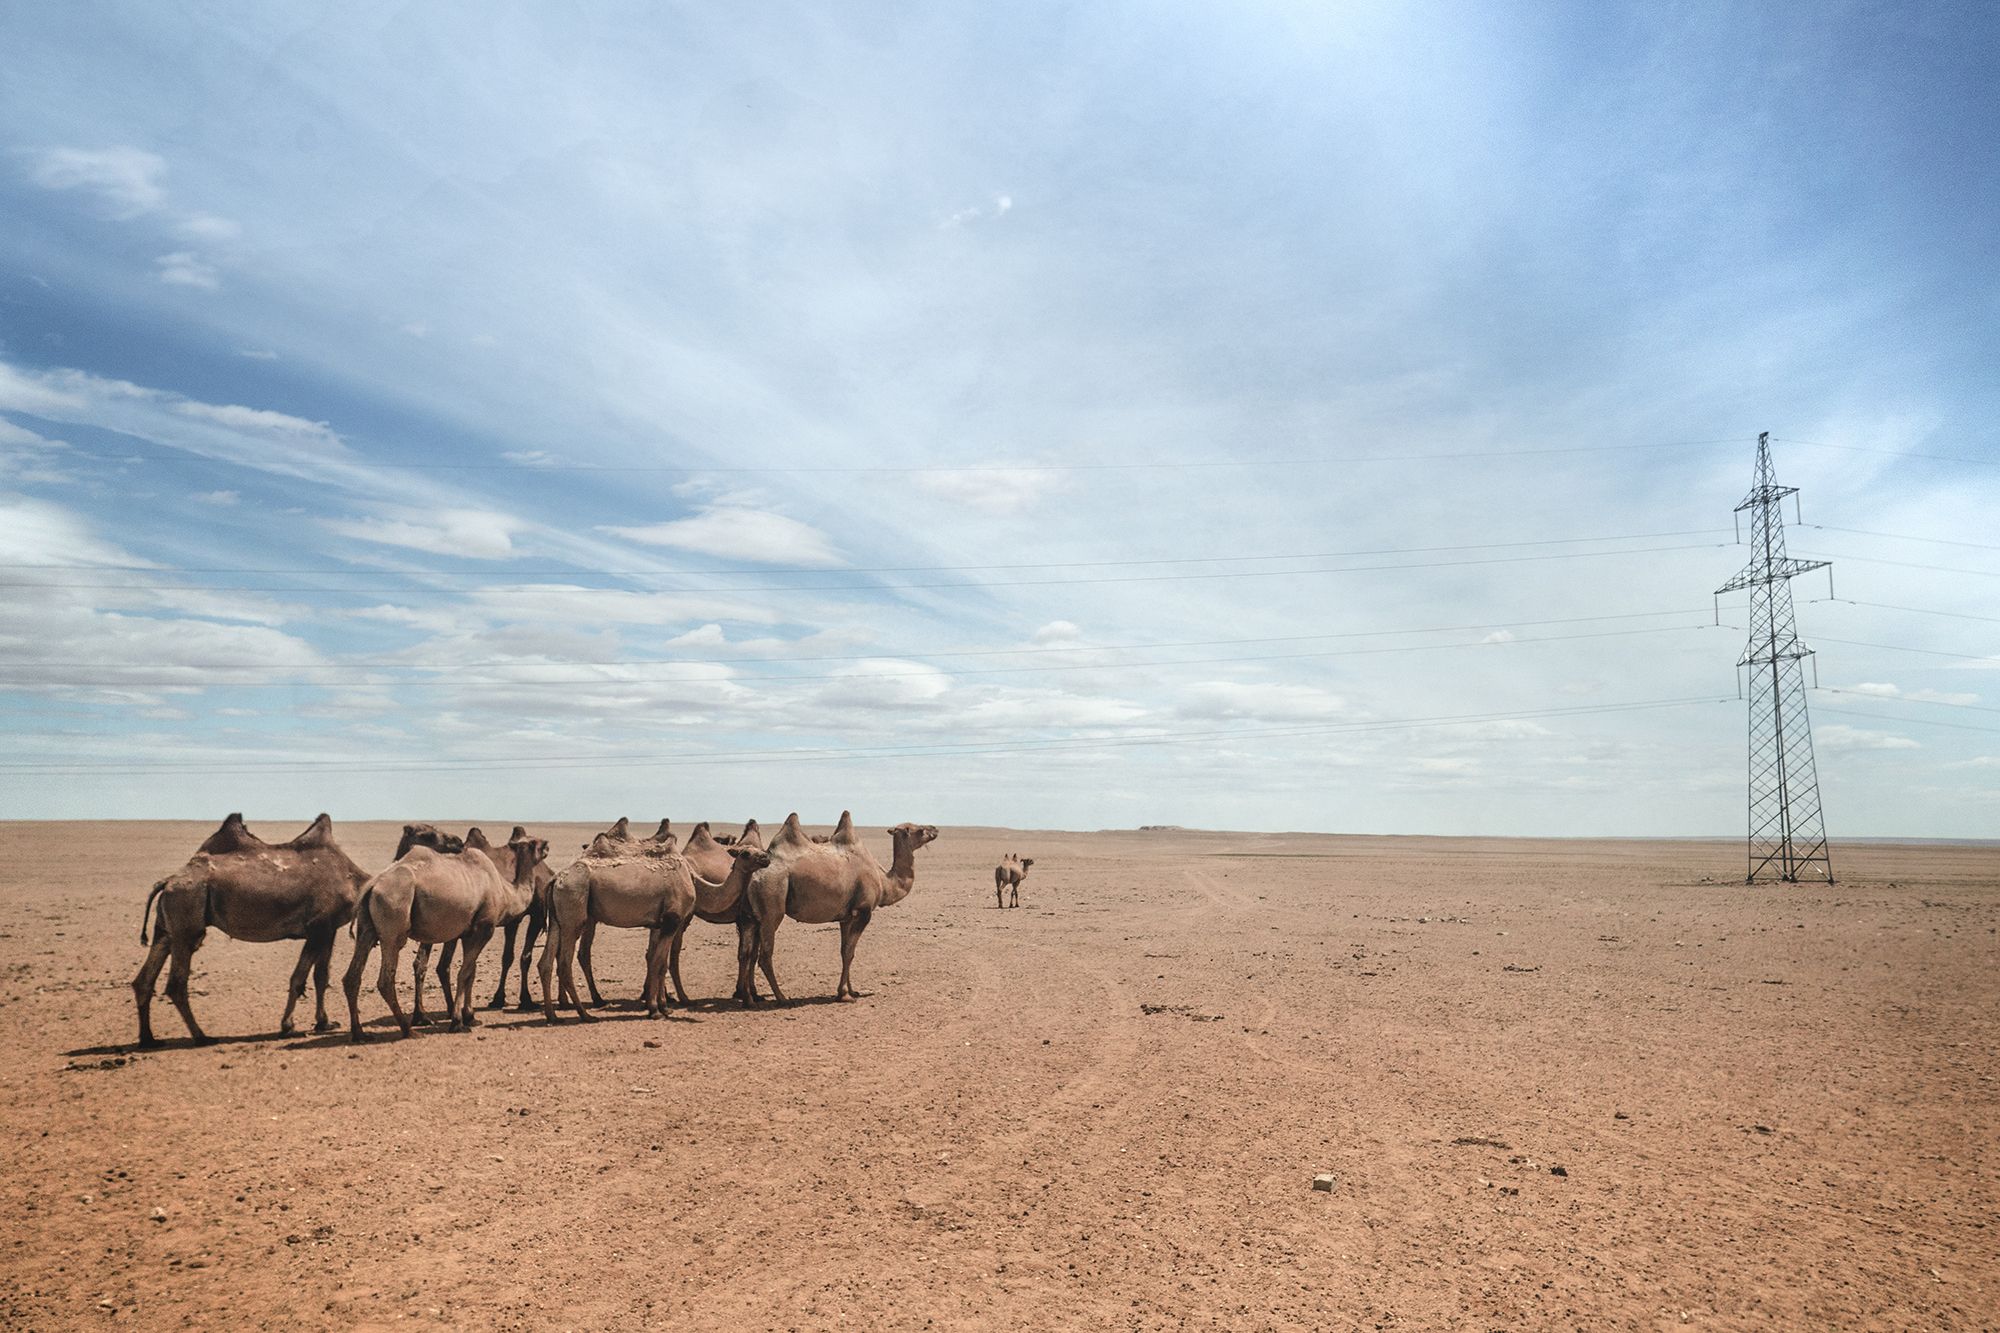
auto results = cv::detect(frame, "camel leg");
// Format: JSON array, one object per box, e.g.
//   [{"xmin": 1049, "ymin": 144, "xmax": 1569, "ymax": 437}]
[
  {"xmin": 450, "ymin": 926, "xmax": 492, "ymax": 1032},
  {"xmin": 667, "ymin": 916, "xmax": 692, "ymax": 1006},
  {"xmin": 310, "ymin": 928, "xmax": 339, "ymax": 1032},
  {"xmin": 733, "ymin": 914, "xmax": 760, "ymax": 1004},
  {"xmin": 642, "ymin": 927, "xmax": 670, "ymax": 1018},
  {"xmin": 487, "ymin": 917, "xmax": 519, "ymax": 1009},
  {"xmin": 755, "ymin": 912, "xmax": 786, "ymax": 1004},
  {"xmin": 436, "ymin": 940, "xmax": 457, "ymax": 1016},
  {"xmin": 538, "ymin": 914, "xmax": 561, "ymax": 1022},
  {"xmin": 516, "ymin": 902, "xmax": 545, "ymax": 1010},
  {"xmin": 132, "ymin": 926, "xmax": 171, "ymax": 1048},
  {"xmin": 1011, "ymin": 885, "xmax": 1019, "ymax": 908},
  {"xmin": 343, "ymin": 909, "xmax": 378, "ymax": 1042},
  {"xmin": 556, "ymin": 917, "xmax": 595, "ymax": 1022},
  {"xmin": 578, "ymin": 919, "xmax": 605, "ymax": 1006},
  {"xmin": 159, "ymin": 880, "xmax": 212, "ymax": 1040},
  {"xmin": 410, "ymin": 942, "xmax": 433, "ymax": 1025},
  {"xmin": 516, "ymin": 903, "xmax": 545, "ymax": 1010},
  {"xmin": 377, "ymin": 934, "xmax": 413, "ymax": 1038},
  {"xmin": 836, "ymin": 908, "xmax": 873, "ymax": 1000},
  {"xmin": 279, "ymin": 938, "xmax": 316, "ymax": 1035}
]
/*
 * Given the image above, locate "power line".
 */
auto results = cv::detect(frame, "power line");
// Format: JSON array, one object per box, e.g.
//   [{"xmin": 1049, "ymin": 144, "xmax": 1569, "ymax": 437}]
[
  {"xmin": 3, "ymin": 608, "xmax": 1723, "ymax": 675},
  {"xmin": 1804, "ymin": 598, "xmax": 2000, "ymax": 626},
  {"xmin": 0, "ymin": 695, "xmax": 1733, "ymax": 776},
  {"xmin": 0, "ymin": 540, "xmax": 1733, "ymax": 597},
  {"xmin": 1812, "ymin": 687, "xmax": 2000, "ymax": 716},
  {"xmin": 57, "ymin": 437, "xmax": 1754, "ymax": 477},
  {"xmin": 1772, "ymin": 437, "xmax": 2000, "ymax": 469},
  {"xmin": 0, "ymin": 527, "xmax": 1733, "ymax": 578},
  {"xmin": 0, "ymin": 623, "xmax": 1724, "ymax": 690},
  {"xmin": 1814, "ymin": 706, "xmax": 2000, "ymax": 736},
  {"xmin": 1802, "ymin": 524, "xmax": 2000, "ymax": 553}
]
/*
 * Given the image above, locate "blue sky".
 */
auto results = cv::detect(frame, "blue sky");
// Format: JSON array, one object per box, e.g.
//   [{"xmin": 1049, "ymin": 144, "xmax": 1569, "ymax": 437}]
[{"xmin": 1, "ymin": 1, "xmax": 1995, "ymax": 834}]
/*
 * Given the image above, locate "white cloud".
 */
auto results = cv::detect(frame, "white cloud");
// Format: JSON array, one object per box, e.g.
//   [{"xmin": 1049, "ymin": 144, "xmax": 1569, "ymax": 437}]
[
  {"xmin": 914, "ymin": 465, "xmax": 1066, "ymax": 514},
  {"xmin": 464, "ymin": 584, "xmax": 788, "ymax": 627},
  {"xmin": 1817, "ymin": 724, "xmax": 1920, "ymax": 752},
  {"xmin": 1481, "ymin": 629, "xmax": 1516, "ymax": 644},
  {"xmin": 501, "ymin": 449, "xmax": 557, "ymax": 466},
  {"xmin": 940, "ymin": 192, "xmax": 1015, "ymax": 228},
  {"xmin": 236, "ymin": 348, "xmax": 278, "ymax": 360},
  {"xmin": 1841, "ymin": 681, "xmax": 1980, "ymax": 706},
  {"xmin": 603, "ymin": 506, "xmax": 842, "ymax": 567},
  {"xmin": 195, "ymin": 489, "xmax": 239, "ymax": 505},
  {"xmin": 1177, "ymin": 681, "xmax": 1347, "ymax": 722},
  {"xmin": 170, "ymin": 399, "xmax": 336, "ymax": 443},
  {"xmin": 154, "ymin": 251, "xmax": 218, "ymax": 289},
  {"xmin": 1033, "ymin": 620, "xmax": 1084, "ymax": 645},
  {"xmin": 176, "ymin": 212, "xmax": 240, "ymax": 240},
  {"xmin": 817, "ymin": 659, "xmax": 952, "ymax": 707},
  {"xmin": 324, "ymin": 507, "xmax": 522, "ymax": 559},
  {"xmin": 25, "ymin": 145, "xmax": 167, "ymax": 217}
]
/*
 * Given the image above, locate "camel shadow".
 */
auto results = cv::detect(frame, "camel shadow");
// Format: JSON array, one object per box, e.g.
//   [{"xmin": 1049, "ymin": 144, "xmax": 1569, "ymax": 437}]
[{"xmin": 71, "ymin": 1030, "xmax": 305, "ymax": 1058}]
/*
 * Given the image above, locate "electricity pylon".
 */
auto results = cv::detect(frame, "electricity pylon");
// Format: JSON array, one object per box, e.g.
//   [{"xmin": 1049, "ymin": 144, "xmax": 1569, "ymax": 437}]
[{"xmin": 1716, "ymin": 433, "xmax": 1833, "ymax": 883}]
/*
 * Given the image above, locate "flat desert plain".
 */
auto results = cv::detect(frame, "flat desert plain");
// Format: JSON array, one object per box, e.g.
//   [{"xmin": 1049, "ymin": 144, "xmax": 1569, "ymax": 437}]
[{"xmin": 1, "ymin": 820, "xmax": 1995, "ymax": 1331}]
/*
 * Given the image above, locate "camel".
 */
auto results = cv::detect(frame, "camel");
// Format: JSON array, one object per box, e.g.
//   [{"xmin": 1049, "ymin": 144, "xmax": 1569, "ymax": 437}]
[
  {"xmin": 409, "ymin": 826, "xmax": 558, "ymax": 1022},
  {"xmin": 342, "ymin": 830, "xmax": 547, "ymax": 1039},
  {"xmin": 566, "ymin": 816, "xmax": 685, "ymax": 1006},
  {"xmin": 734, "ymin": 812, "xmax": 938, "ymax": 1004},
  {"xmin": 995, "ymin": 854, "xmax": 1035, "ymax": 908},
  {"xmin": 539, "ymin": 840, "xmax": 733, "ymax": 1022},
  {"xmin": 132, "ymin": 813, "xmax": 424, "ymax": 1046},
  {"xmin": 653, "ymin": 822, "xmax": 767, "ymax": 1004}
]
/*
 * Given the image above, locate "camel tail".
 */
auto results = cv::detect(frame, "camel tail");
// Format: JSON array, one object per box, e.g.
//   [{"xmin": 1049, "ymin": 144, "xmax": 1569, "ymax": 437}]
[
  {"xmin": 350, "ymin": 885, "xmax": 374, "ymax": 938},
  {"xmin": 138, "ymin": 879, "xmax": 169, "ymax": 944}
]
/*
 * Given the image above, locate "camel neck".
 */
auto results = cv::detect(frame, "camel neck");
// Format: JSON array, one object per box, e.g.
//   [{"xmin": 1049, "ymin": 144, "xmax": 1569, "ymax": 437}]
[{"xmin": 883, "ymin": 836, "xmax": 918, "ymax": 905}]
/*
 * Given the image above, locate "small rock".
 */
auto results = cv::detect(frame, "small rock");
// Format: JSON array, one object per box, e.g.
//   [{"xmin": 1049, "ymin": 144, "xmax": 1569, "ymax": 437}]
[
  {"xmin": 1311, "ymin": 1173, "xmax": 1337, "ymax": 1192},
  {"xmin": 148, "ymin": 1207, "xmax": 167, "ymax": 1223},
  {"xmin": 1614, "ymin": 1111, "xmax": 1629, "ymax": 1120},
  {"xmin": 642, "ymin": 1039, "xmax": 661, "ymax": 1049},
  {"xmin": 1550, "ymin": 1165, "xmax": 1567, "ymax": 1177},
  {"xmin": 1754, "ymin": 1124, "xmax": 1774, "ymax": 1135}
]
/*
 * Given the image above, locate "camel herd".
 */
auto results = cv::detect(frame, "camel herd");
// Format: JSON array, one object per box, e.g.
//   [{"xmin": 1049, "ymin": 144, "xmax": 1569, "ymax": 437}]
[{"xmin": 132, "ymin": 811, "xmax": 939, "ymax": 1046}]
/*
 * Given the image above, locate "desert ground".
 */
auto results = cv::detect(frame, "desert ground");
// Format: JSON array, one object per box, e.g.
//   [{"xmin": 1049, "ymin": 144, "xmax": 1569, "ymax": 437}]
[{"xmin": 0, "ymin": 820, "xmax": 1994, "ymax": 1331}]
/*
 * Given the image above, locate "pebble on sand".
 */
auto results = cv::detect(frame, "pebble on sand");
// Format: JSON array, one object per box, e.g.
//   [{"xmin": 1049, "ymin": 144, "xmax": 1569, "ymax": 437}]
[{"xmin": 1312, "ymin": 1173, "xmax": 1337, "ymax": 1192}]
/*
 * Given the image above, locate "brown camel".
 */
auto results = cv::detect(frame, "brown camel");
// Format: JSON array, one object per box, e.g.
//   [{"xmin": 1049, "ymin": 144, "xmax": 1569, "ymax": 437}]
[
  {"xmin": 539, "ymin": 840, "xmax": 721, "ymax": 1022},
  {"xmin": 567, "ymin": 816, "xmax": 683, "ymax": 1005},
  {"xmin": 131, "ymin": 813, "xmax": 435, "ymax": 1046},
  {"xmin": 342, "ymin": 831, "xmax": 547, "ymax": 1039},
  {"xmin": 734, "ymin": 812, "xmax": 938, "ymax": 1004},
  {"xmin": 409, "ymin": 826, "xmax": 557, "ymax": 1022},
  {"xmin": 656, "ymin": 824, "xmax": 767, "ymax": 1004},
  {"xmin": 995, "ymin": 854, "xmax": 1035, "ymax": 908}
]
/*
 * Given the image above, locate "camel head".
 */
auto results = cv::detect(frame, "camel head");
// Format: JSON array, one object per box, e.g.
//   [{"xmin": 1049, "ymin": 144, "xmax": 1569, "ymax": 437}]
[
  {"xmin": 726, "ymin": 845, "xmax": 773, "ymax": 872},
  {"xmin": 506, "ymin": 835, "xmax": 550, "ymax": 884},
  {"xmin": 396, "ymin": 822, "xmax": 464, "ymax": 859},
  {"xmin": 887, "ymin": 822, "xmax": 940, "ymax": 850}
]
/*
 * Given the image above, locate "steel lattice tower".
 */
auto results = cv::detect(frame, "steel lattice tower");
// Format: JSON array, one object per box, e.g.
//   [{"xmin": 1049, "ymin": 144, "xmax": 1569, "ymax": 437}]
[{"xmin": 1715, "ymin": 433, "xmax": 1834, "ymax": 883}]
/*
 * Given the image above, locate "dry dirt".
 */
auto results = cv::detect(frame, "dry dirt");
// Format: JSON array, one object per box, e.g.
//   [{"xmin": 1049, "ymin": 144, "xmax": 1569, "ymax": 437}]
[{"xmin": 1, "ymin": 819, "xmax": 1995, "ymax": 1331}]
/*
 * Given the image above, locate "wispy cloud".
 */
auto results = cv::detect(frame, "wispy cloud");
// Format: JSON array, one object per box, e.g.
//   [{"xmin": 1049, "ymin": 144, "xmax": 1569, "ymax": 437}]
[
  {"xmin": 24, "ymin": 145, "xmax": 167, "ymax": 217},
  {"xmin": 603, "ymin": 506, "xmax": 843, "ymax": 566},
  {"xmin": 324, "ymin": 507, "xmax": 523, "ymax": 559},
  {"xmin": 155, "ymin": 251, "xmax": 219, "ymax": 289}
]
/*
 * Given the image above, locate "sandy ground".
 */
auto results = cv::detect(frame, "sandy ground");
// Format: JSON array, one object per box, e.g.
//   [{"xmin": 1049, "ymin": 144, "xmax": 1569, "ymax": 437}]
[{"xmin": 0, "ymin": 819, "xmax": 1994, "ymax": 1331}]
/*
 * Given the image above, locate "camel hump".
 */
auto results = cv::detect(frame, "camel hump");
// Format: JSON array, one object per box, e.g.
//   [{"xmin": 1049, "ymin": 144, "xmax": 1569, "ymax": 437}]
[
  {"xmin": 691, "ymin": 820, "xmax": 710, "ymax": 836},
  {"xmin": 588, "ymin": 833, "xmax": 622, "ymax": 858},
  {"xmin": 509, "ymin": 825, "xmax": 529, "ymax": 841},
  {"xmin": 464, "ymin": 826, "xmax": 494, "ymax": 851},
  {"xmin": 198, "ymin": 813, "xmax": 262, "ymax": 856},
  {"xmin": 832, "ymin": 810, "xmax": 861, "ymax": 846},
  {"xmin": 649, "ymin": 818, "xmax": 672, "ymax": 841},
  {"xmin": 772, "ymin": 813, "xmax": 810, "ymax": 850},
  {"xmin": 607, "ymin": 817, "xmax": 631, "ymax": 840},
  {"xmin": 287, "ymin": 813, "xmax": 335, "ymax": 849}
]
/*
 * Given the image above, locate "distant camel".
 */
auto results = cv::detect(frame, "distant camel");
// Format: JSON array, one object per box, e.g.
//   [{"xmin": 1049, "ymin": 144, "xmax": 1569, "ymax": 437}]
[
  {"xmin": 995, "ymin": 854, "xmax": 1034, "ymax": 908},
  {"xmin": 132, "ymin": 814, "xmax": 449, "ymax": 1046},
  {"xmin": 735, "ymin": 811, "xmax": 937, "ymax": 1003},
  {"xmin": 342, "ymin": 831, "xmax": 547, "ymax": 1039},
  {"xmin": 568, "ymin": 817, "xmax": 684, "ymax": 1006}
]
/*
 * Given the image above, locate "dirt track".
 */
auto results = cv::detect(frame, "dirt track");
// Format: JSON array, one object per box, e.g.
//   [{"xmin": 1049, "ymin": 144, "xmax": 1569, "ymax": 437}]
[{"xmin": 1, "ymin": 820, "xmax": 1995, "ymax": 1330}]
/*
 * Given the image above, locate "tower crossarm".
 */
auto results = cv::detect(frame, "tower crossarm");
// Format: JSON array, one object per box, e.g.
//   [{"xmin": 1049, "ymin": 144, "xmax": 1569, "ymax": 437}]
[{"xmin": 1715, "ymin": 556, "xmax": 1829, "ymax": 595}]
